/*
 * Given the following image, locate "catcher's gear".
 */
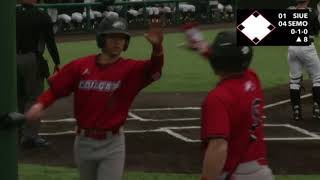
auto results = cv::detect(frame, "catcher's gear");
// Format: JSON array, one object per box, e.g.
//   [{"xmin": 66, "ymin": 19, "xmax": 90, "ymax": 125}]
[
  {"xmin": 209, "ymin": 30, "xmax": 253, "ymax": 73},
  {"xmin": 96, "ymin": 17, "xmax": 130, "ymax": 50},
  {"xmin": 290, "ymin": 89, "xmax": 302, "ymax": 121},
  {"xmin": 312, "ymin": 87, "xmax": 320, "ymax": 120}
]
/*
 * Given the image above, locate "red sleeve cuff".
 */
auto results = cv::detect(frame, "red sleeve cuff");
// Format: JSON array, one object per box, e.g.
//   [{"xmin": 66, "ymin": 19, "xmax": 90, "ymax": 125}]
[
  {"xmin": 37, "ymin": 89, "xmax": 57, "ymax": 109},
  {"xmin": 150, "ymin": 46, "xmax": 164, "ymax": 71}
]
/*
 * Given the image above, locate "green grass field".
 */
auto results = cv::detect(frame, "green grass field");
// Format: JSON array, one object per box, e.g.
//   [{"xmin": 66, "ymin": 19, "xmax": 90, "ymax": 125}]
[
  {"xmin": 19, "ymin": 164, "xmax": 320, "ymax": 180},
  {"xmin": 45, "ymin": 30, "xmax": 320, "ymax": 92}
]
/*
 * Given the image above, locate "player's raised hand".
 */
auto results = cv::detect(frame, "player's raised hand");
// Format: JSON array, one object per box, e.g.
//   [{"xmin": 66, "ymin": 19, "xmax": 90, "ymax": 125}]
[
  {"xmin": 181, "ymin": 22, "xmax": 211, "ymax": 58},
  {"xmin": 181, "ymin": 22, "xmax": 206, "ymax": 50},
  {"xmin": 144, "ymin": 18, "xmax": 164, "ymax": 47}
]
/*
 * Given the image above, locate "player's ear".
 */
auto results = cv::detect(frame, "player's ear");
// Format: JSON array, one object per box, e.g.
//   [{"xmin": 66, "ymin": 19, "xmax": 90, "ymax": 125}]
[{"xmin": 123, "ymin": 39, "xmax": 129, "ymax": 51}]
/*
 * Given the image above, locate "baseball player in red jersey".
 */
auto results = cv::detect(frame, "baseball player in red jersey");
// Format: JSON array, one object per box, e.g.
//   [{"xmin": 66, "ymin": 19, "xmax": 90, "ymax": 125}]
[
  {"xmin": 25, "ymin": 17, "xmax": 163, "ymax": 180},
  {"xmin": 182, "ymin": 25, "xmax": 274, "ymax": 180}
]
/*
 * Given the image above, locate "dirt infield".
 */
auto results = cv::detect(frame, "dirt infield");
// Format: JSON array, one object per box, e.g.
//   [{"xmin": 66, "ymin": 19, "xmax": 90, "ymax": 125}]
[{"xmin": 18, "ymin": 81, "xmax": 320, "ymax": 174}]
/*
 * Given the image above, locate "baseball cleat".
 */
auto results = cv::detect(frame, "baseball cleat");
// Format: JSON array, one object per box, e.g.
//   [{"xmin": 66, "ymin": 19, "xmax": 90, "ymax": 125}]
[
  {"xmin": 292, "ymin": 114, "xmax": 302, "ymax": 121},
  {"xmin": 21, "ymin": 136, "xmax": 50, "ymax": 148},
  {"xmin": 292, "ymin": 109, "xmax": 302, "ymax": 121},
  {"xmin": 313, "ymin": 103, "xmax": 320, "ymax": 120}
]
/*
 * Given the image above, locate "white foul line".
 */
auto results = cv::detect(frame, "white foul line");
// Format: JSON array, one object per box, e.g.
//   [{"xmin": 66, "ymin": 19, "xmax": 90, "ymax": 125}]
[
  {"xmin": 131, "ymin": 107, "xmax": 201, "ymax": 111},
  {"xmin": 39, "ymin": 130, "xmax": 320, "ymax": 141},
  {"xmin": 41, "ymin": 117, "xmax": 199, "ymax": 123},
  {"xmin": 40, "ymin": 131, "xmax": 75, "ymax": 136},
  {"xmin": 123, "ymin": 126, "xmax": 201, "ymax": 133},
  {"xmin": 264, "ymin": 137, "xmax": 320, "ymax": 141},
  {"xmin": 39, "ymin": 94, "xmax": 318, "ymax": 142},
  {"xmin": 264, "ymin": 124, "xmax": 287, "ymax": 127},
  {"xmin": 129, "ymin": 93, "xmax": 313, "ymax": 112},
  {"xmin": 41, "ymin": 118, "xmax": 75, "ymax": 123},
  {"xmin": 163, "ymin": 129, "xmax": 199, "ymax": 142},
  {"xmin": 39, "ymin": 124, "xmax": 320, "ymax": 142},
  {"xmin": 128, "ymin": 111, "xmax": 200, "ymax": 122},
  {"xmin": 264, "ymin": 93, "xmax": 312, "ymax": 109},
  {"xmin": 161, "ymin": 126, "xmax": 200, "ymax": 130},
  {"xmin": 128, "ymin": 112, "xmax": 145, "ymax": 121},
  {"xmin": 42, "ymin": 117, "xmax": 135, "ymax": 123},
  {"xmin": 284, "ymin": 124, "xmax": 320, "ymax": 138},
  {"xmin": 128, "ymin": 117, "xmax": 200, "ymax": 122},
  {"xmin": 41, "ymin": 93, "xmax": 313, "ymax": 123}
]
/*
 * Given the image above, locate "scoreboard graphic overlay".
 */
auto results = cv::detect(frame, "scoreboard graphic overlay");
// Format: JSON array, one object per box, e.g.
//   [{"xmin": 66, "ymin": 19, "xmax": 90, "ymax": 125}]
[{"xmin": 237, "ymin": 9, "xmax": 310, "ymax": 46}]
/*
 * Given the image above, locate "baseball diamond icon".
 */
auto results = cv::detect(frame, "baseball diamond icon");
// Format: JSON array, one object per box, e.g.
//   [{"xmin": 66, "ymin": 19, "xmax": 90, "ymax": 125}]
[{"xmin": 237, "ymin": 11, "xmax": 276, "ymax": 45}]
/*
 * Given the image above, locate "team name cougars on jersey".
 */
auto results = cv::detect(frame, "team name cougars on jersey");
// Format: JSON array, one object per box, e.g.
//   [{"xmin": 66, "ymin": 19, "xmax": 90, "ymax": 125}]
[{"xmin": 79, "ymin": 80, "xmax": 121, "ymax": 92}]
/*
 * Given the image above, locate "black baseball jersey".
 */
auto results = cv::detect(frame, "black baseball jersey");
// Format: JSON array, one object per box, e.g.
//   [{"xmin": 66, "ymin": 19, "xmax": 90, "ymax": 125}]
[
  {"xmin": 309, "ymin": 7, "xmax": 320, "ymax": 37},
  {"xmin": 16, "ymin": 3, "xmax": 60, "ymax": 65},
  {"xmin": 288, "ymin": 6, "xmax": 320, "ymax": 38}
]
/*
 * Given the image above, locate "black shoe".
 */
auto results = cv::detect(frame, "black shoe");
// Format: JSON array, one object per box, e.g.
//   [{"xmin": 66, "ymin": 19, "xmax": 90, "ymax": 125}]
[
  {"xmin": 292, "ymin": 108, "xmax": 302, "ymax": 121},
  {"xmin": 313, "ymin": 103, "xmax": 320, "ymax": 120},
  {"xmin": 21, "ymin": 136, "xmax": 50, "ymax": 148},
  {"xmin": 293, "ymin": 113, "xmax": 302, "ymax": 121}
]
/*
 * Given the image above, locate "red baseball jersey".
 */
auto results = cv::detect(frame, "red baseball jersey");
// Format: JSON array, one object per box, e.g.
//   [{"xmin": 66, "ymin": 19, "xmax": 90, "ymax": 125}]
[
  {"xmin": 201, "ymin": 69, "xmax": 268, "ymax": 172},
  {"xmin": 37, "ymin": 53, "xmax": 163, "ymax": 129}
]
